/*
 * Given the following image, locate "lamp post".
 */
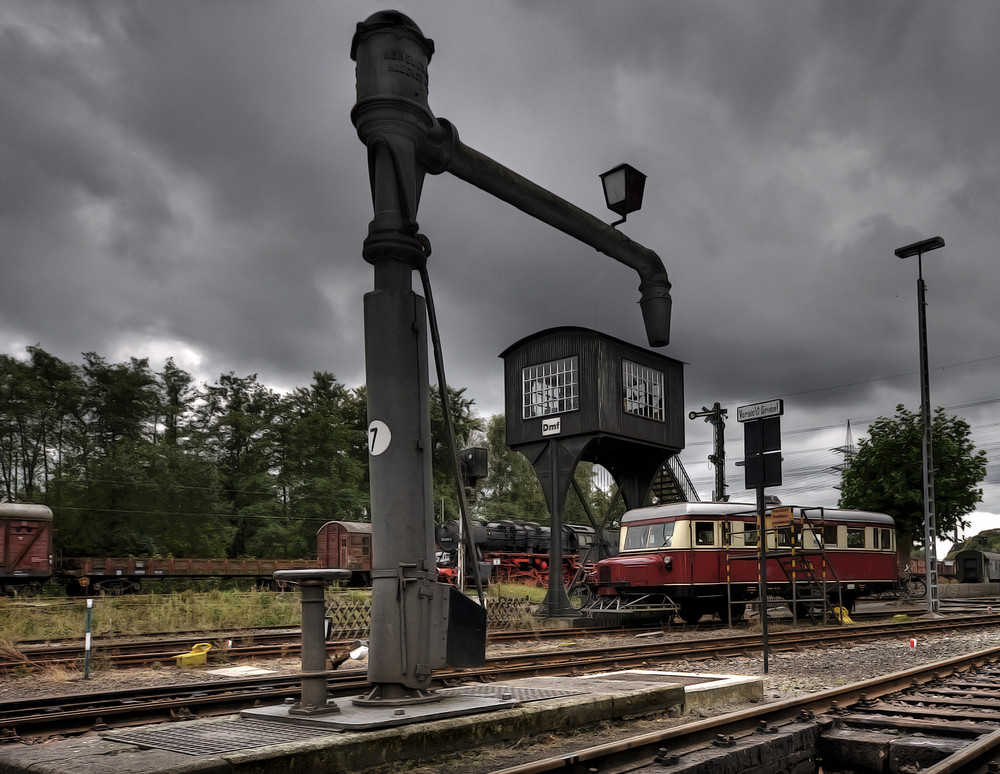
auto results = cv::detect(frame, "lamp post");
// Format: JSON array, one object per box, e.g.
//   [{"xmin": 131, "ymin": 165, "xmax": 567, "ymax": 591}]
[{"xmin": 894, "ymin": 235, "xmax": 945, "ymax": 616}]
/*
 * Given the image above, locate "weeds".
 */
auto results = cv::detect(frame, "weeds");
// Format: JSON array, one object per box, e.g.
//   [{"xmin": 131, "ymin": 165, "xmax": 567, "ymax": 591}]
[
  {"xmin": 2, "ymin": 582, "xmax": 550, "ymax": 644},
  {"xmin": 0, "ymin": 590, "xmax": 303, "ymax": 642}
]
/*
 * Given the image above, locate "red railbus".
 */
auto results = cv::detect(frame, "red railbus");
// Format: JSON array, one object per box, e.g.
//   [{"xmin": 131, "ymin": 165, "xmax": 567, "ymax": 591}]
[{"xmin": 588, "ymin": 502, "xmax": 898, "ymax": 623}]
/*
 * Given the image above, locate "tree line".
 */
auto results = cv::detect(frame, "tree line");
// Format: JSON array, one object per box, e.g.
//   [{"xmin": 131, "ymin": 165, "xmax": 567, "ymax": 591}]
[{"xmin": 0, "ymin": 346, "xmax": 608, "ymax": 561}]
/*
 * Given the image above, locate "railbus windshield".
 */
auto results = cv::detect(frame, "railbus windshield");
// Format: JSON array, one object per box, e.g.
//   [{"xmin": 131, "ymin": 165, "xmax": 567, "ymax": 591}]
[{"xmin": 623, "ymin": 521, "xmax": 675, "ymax": 551}]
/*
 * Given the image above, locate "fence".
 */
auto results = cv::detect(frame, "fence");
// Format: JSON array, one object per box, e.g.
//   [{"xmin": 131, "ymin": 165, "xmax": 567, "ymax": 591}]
[{"xmin": 325, "ymin": 594, "xmax": 534, "ymax": 639}]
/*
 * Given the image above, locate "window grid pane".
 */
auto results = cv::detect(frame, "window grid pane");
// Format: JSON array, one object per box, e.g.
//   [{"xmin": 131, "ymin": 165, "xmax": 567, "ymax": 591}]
[
  {"xmin": 522, "ymin": 356, "xmax": 579, "ymax": 419},
  {"xmin": 622, "ymin": 360, "xmax": 664, "ymax": 421}
]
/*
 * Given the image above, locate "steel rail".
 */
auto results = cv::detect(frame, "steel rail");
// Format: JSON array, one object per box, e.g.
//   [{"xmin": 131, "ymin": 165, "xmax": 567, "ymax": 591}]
[
  {"xmin": 3, "ymin": 625, "xmax": 666, "ymax": 671},
  {"xmin": 491, "ymin": 646, "xmax": 1000, "ymax": 774},
  {"xmin": 6, "ymin": 613, "xmax": 999, "ymax": 673},
  {"xmin": 6, "ymin": 617, "xmax": 1000, "ymax": 742}
]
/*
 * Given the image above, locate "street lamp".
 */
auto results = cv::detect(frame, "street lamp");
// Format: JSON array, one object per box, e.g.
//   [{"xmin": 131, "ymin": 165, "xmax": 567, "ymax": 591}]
[
  {"xmin": 895, "ymin": 235, "xmax": 945, "ymax": 616},
  {"xmin": 600, "ymin": 163, "xmax": 646, "ymax": 227}
]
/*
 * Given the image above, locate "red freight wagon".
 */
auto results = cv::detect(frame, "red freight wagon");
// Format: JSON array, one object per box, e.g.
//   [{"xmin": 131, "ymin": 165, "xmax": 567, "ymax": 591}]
[
  {"xmin": 317, "ymin": 520, "xmax": 373, "ymax": 585},
  {"xmin": 0, "ymin": 503, "xmax": 54, "ymax": 594}
]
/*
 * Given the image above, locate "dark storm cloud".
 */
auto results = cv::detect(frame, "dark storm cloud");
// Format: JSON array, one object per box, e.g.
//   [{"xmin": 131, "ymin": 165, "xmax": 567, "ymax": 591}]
[{"xmin": 1, "ymin": 1, "xmax": 997, "ymax": 516}]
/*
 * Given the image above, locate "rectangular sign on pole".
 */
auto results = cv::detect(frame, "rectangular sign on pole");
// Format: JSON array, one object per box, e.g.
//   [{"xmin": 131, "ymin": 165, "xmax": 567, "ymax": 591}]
[
  {"xmin": 737, "ymin": 399, "xmax": 784, "ymax": 423},
  {"xmin": 768, "ymin": 506, "xmax": 793, "ymax": 528}
]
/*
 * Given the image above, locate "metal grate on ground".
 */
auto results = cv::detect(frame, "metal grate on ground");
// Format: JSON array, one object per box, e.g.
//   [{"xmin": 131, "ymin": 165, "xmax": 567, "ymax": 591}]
[
  {"xmin": 581, "ymin": 670, "xmax": 724, "ymax": 686},
  {"xmin": 105, "ymin": 718, "xmax": 339, "ymax": 757},
  {"xmin": 439, "ymin": 684, "xmax": 583, "ymax": 702},
  {"xmin": 104, "ymin": 685, "xmax": 578, "ymax": 757}
]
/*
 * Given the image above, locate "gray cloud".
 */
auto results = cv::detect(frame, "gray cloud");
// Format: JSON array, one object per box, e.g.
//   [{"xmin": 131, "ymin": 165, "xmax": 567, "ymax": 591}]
[{"xmin": 1, "ymin": 0, "xmax": 997, "ymax": 524}]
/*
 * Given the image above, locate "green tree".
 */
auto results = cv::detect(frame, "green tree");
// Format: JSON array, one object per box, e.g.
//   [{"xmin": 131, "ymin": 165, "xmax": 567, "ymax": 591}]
[
  {"xmin": 195, "ymin": 372, "xmax": 281, "ymax": 555},
  {"xmin": 0, "ymin": 347, "xmax": 81, "ymax": 501},
  {"xmin": 52, "ymin": 356, "xmax": 232, "ymax": 557},
  {"xmin": 53, "ymin": 354, "xmax": 162, "ymax": 555},
  {"xmin": 429, "ymin": 385, "xmax": 483, "ymax": 522},
  {"xmin": 471, "ymin": 414, "xmax": 549, "ymax": 524},
  {"xmin": 254, "ymin": 371, "xmax": 368, "ymax": 557},
  {"xmin": 838, "ymin": 404, "xmax": 987, "ymax": 561}
]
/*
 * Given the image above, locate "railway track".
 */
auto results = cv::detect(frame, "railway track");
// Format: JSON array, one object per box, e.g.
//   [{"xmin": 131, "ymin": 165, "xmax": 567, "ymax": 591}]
[
  {"xmin": 493, "ymin": 646, "xmax": 1000, "ymax": 774},
  {"xmin": 5, "ymin": 614, "xmax": 1000, "ymax": 744},
  {"xmin": 0, "ymin": 599, "xmax": 941, "ymax": 672},
  {"xmin": 2, "ymin": 624, "xmax": 667, "ymax": 672}
]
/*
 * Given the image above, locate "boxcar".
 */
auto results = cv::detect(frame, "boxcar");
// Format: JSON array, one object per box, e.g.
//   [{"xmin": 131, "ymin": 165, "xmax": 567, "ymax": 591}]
[
  {"xmin": 317, "ymin": 520, "xmax": 373, "ymax": 585},
  {"xmin": 0, "ymin": 503, "xmax": 54, "ymax": 594},
  {"xmin": 953, "ymin": 549, "xmax": 1000, "ymax": 584},
  {"xmin": 590, "ymin": 501, "xmax": 898, "ymax": 622}
]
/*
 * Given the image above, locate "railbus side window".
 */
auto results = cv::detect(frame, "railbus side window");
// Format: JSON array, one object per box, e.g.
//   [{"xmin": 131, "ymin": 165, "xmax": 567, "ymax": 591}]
[
  {"xmin": 823, "ymin": 525, "xmax": 838, "ymax": 548},
  {"xmin": 776, "ymin": 527, "xmax": 792, "ymax": 547},
  {"xmin": 744, "ymin": 528, "xmax": 758, "ymax": 547},
  {"xmin": 879, "ymin": 528, "xmax": 893, "ymax": 550},
  {"xmin": 695, "ymin": 521, "xmax": 715, "ymax": 546},
  {"xmin": 846, "ymin": 528, "xmax": 865, "ymax": 548}
]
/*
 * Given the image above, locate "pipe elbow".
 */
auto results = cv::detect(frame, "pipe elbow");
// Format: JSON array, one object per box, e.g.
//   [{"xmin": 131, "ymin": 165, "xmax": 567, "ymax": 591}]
[{"xmin": 420, "ymin": 117, "xmax": 459, "ymax": 175}]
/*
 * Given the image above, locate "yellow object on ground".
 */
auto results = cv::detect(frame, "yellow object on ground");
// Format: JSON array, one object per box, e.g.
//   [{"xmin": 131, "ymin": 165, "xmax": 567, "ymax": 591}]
[
  {"xmin": 175, "ymin": 642, "xmax": 212, "ymax": 668},
  {"xmin": 828, "ymin": 606, "xmax": 854, "ymax": 624}
]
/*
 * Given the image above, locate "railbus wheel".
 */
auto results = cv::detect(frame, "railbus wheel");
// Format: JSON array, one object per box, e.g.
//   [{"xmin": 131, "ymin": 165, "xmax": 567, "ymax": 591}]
[{"xmin": 678, "ymin": 601, "xmax": 703, "ymax": 625}]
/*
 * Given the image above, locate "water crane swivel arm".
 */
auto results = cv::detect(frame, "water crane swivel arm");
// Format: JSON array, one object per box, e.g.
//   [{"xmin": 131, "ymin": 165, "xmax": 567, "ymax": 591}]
[{"xmin": 351, "ymin": 11, "xmax": 672, "ymax": 347}]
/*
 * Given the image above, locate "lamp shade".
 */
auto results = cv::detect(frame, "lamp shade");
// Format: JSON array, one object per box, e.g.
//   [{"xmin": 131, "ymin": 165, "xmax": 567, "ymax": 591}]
[{"xmin": 600, "ymin": 163, "xmax": 646, "ymax": 217}]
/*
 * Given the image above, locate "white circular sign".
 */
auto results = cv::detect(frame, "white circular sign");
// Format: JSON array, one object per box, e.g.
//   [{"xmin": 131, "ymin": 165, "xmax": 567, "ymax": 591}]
[{"xmin": 368, "ymin": 420, "xmax": 391, "ymax": 456}]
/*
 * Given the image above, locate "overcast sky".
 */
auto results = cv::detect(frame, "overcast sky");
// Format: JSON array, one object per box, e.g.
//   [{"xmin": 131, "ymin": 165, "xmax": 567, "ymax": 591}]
[{"xmin": 2, "ymin": 1, "xmax": 998, "ymax": 549}]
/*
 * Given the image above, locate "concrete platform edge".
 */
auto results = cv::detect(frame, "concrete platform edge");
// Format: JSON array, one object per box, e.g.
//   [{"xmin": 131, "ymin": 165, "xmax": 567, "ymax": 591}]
[{"xmin": 0, "ymin": 674, "xmax": 763, "ymax": 774}]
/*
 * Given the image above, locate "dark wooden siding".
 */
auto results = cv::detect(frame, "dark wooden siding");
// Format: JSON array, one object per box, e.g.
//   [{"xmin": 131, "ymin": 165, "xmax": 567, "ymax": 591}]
[{"xmin": 501, "ymin": 327, "xmax": 683, "ymax": 451}]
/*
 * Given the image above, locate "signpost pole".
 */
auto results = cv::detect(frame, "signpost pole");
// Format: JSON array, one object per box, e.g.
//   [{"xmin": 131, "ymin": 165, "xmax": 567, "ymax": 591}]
[
  {"xmin": 738, "ymin": 398, "xmax": 784, "ymax": 677},
  {"xmin": 756, "ymin": 488, "xmax": 769, "ymax": 674}
]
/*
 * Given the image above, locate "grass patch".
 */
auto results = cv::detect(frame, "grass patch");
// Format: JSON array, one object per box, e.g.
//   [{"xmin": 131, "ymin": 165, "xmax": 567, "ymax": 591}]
[
  {"xmin": 484, "ymin": 583, "xmax": 548, "ymax": 605},
  {"xmin": 0, "ymin": 589, "xmax": 308, "ymax": 642},
  {"xmin": 1, "ymin": 583, "xmax": 550, "ymax": 644}
]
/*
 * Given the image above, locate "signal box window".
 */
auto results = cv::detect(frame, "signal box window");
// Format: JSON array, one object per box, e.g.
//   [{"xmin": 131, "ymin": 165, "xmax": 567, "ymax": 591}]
[
  {"xmin": 847, "ymin": 528, "xmax": 865, "ymax": 548},
  {"xmin": 522, "ymin": 356, "xmax": 579, "ymax": 418},
  {"xmin": 823, "ymin": 525, "xmax": 839, "ymax": 548},
  {"xmin": 622, "ymin": 360, "xmax": 664, "ymax": 421},
  {"xmin": 624, "ymin": 522, "xmax": 674, "ymax": 551},
  {"xmin": 695, "ymin": 522, "xmax": 714, "ymax": 546}
]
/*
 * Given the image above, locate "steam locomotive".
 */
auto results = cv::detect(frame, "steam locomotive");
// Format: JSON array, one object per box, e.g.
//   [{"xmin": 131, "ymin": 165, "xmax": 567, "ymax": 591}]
[{"xmin": 317, "ymin": 518, "xmax": 613, "ymax": 588}]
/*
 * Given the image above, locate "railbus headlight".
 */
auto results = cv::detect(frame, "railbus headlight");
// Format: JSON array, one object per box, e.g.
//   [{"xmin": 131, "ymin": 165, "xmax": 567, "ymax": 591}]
[{"xmin": 663, "ymin": 556, "xmax": 672, "ymax": 570}]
